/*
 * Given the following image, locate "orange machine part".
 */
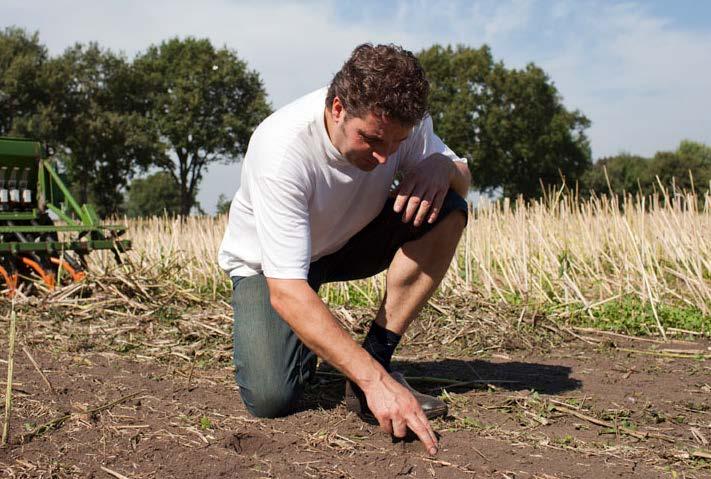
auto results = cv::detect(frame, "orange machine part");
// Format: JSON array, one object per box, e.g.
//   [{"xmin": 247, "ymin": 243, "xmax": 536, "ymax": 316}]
[
  {"xmin": 21, "ymin": 257, "xmax": 56, "ymax": 290},
  {"xmin": 0, "ymin": 265, "xmax": 17, "ymax": 297},
  {"xmin": 50, "ymin": 257, "xmax": 86, "ymax": 282}
]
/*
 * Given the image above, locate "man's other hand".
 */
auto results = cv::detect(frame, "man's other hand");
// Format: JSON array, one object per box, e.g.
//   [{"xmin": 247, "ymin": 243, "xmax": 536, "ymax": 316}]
[{"xmin": 393, "ymin": 155, "xmax": 454, "ymax": 226}]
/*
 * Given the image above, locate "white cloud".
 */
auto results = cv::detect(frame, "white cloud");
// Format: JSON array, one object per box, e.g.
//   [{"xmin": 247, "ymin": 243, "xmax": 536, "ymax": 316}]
[
  {"xmin": 536, "ymin": 2, "xmax": 711, "ymax": 158},
  {"xmin": 483, "ymin": 0, "xmax": 534, "ymax": 41}
]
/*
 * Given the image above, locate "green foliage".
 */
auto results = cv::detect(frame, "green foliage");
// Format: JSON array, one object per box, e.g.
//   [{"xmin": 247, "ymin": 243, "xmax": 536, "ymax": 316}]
[
  {"xmin": 651, "ymin": 140, "xmax": 711, "ymax": 193},
  {"xmin": 554, "ymin": 434, "xmax": 575, "ymax": 446},
  {"xmin": 126, "ymin": 171, "xmax": 185, "ymax": 218},
  {"xmin": 0, "ymin": 27, "xmax": 49, "ymax": 136},
  {"xmin": 2, "ymin": 34, "xmax": 165, "ymax": 217},
  {"xmin": 568, "ymin": 296, "xmax": 709, "ymax": 336},
  {"xmin": 582, "ymin": 140, "xmax": 711, "ymax": 196},
  {"xmin": 215, "ymin": 193, "xmax": 231, "ymax": 216},
  {"xmin": 199, "ymin": 416, "xmax": 213, "ymax": 430},
  {"xmin": 418, "ymin": 44, "xmax": 592, "ymax": 199},
  {"xmin": 581, "ymin": 154, "xmax": 650, "ymax": 195},
  {"xmin": 45, "ymin": 43, "xmax": 164, "ymax": 217},
  {"xmin": 6, "ymin": 27, "xmax": 707, "ymax": 211},
  {"xmin": 134, "ymin": 37, "xmax": 271, "ymax": 216},
  {"xmin": 2, "ymin": 31, "xmax": 267, "ymax": 218},
  {"xmin": 457, "ymin": 416, "xmax": 485, "ymax": 430}
]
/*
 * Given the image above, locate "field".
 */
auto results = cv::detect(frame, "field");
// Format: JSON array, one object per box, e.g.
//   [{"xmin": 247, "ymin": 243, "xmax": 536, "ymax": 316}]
[{"xmin": 0, "ymin": 191, "xmax": 709, "ymax": 478}]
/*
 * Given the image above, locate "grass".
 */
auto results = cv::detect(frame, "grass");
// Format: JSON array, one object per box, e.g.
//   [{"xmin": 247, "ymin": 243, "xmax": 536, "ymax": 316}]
[{"xmin": 565, "ymin": 296, "xmax": 708, "ymax": 336}]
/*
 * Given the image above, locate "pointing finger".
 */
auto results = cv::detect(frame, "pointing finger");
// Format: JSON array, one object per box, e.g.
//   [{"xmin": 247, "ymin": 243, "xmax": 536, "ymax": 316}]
[{"xmin": 406, "ymin": 413, "xmax": 438, "ymax": 455}]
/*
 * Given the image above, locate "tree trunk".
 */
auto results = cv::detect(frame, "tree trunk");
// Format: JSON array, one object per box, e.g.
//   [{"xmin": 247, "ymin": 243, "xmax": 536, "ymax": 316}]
[
  {"xmin": 179, "ymin": 186, "xmax": 191, "ymax": 217},
  {"xmin": 177, "ymin": 151, "xmax": 192, "ymax": 217}
]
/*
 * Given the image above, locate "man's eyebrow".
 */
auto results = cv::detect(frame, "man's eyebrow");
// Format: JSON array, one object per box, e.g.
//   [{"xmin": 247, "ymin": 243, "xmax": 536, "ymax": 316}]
[{"xmin": 358, "ymin": 130, "xmax": 410, "ymax": 142}]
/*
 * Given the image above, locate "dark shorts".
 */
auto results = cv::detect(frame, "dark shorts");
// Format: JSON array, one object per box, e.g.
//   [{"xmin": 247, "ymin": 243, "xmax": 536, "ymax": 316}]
[
  {"xmin": 307, "ymin": 190, "xmax": 468, "ymax": 290},
  {"xmin": 231, "ymin": 189, "xmax": 468, "ymax": 417}
]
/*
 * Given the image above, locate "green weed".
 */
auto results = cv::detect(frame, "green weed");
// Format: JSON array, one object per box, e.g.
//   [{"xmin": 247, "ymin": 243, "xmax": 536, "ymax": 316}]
[
  {"xmin": 199, "ymin": 416, "xmax": 212, "ymax": 430},
  {"xmin": 566, "ymin": 296, "xmax": 709, "ymax": 335}
]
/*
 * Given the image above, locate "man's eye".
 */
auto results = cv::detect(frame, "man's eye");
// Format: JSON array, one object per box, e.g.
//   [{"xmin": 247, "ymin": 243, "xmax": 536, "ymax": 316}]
[{"xmin": 360, "ymin": 134, "xmax": 378, "ymax": 144}]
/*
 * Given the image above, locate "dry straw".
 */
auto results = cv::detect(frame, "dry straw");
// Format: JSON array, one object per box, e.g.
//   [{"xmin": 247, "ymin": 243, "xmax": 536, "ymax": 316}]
[
  {"xmin": 2, "ymin": 308, "xmax": 17, "ymax": 446},
  {"xmin": 82, "ymin": 188, "xmax": 710, "ymax": 329}
]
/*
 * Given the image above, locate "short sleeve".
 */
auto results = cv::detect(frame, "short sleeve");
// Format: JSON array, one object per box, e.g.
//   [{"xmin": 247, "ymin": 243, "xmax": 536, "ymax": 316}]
[
  {"xmin": 399, "ymin": 115, "xmax": 466, "ymax": 176},
  {"xmin": 249, "ymin": 172, "xmax": 312, "ymax": 280}
]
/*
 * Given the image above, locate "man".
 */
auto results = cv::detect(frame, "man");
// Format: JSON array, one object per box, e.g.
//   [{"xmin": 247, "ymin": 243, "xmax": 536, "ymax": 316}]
[{"xmin": 218, "ymin": 43, "xmax": 471, "ymax": 456}]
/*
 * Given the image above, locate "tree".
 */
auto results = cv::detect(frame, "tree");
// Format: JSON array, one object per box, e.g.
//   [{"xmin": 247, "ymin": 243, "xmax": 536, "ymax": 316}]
[
  {"xmin": 581, "ymin": 154, "xmax": 651, "ymax": 195},
  {"xmin": 215, "ymin": 193, "xmax": 231, "ymax": 216},
  {"xmin": 0, "ymin": 27, "xmax": 49, "ymax": 135},
  {"xmin": 134, "ymin": 37, "xmax": 271, "ymax": 216},
  {"xmin": 651, "ymin": 140, "xmax": 711, "ymax": 193},
  {"xmin": 1, "ymin": 31, "xmax": 161, "ymax": 216},
  {"xmin": 125, "ymin": 171, "xmax": 184, "ymax": 217},
  {"xmin": 37, "ymin": 43, "xmax": 164, "ymax": 216},
  {"xmin": 582, "ymin": 140, "xmax": 711, "ymax": 196},
  {"xmin": 417, "ymin": 44, "xmax": 592, "ymax": 199}
]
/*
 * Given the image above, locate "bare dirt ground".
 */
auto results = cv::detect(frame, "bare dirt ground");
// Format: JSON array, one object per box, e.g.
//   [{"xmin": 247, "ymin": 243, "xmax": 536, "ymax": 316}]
[
  {"xmin": 1, "ymin": 337, "xmax": 709, "ymax": 478},
  {"xmin": 0, "ymin": 284, "xmax": 709, "ymax": 478}
]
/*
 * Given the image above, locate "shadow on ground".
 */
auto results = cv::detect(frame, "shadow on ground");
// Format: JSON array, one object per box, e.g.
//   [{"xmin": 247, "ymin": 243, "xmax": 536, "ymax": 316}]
[{"xmin": 300, "ymin": 358, "xmax": 582, "ymax": 412}]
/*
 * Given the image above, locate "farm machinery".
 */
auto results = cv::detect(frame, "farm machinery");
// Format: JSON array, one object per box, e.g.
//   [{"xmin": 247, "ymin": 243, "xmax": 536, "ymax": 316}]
[{"xmin": 0, "ymin": 137, "xmax": 131, "ymax": 296}]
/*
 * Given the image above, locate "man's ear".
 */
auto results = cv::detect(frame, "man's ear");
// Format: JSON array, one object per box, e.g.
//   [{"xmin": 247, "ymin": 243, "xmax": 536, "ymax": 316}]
[{"xmin": 331, "ymin": 96, "xmax": 346, "ymax": 124}]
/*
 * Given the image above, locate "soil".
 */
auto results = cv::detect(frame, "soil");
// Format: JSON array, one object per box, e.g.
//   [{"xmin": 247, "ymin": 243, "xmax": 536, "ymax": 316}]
[{"xmin": 0, "ymin": 335, "xmax": 709, "ymax": 478}]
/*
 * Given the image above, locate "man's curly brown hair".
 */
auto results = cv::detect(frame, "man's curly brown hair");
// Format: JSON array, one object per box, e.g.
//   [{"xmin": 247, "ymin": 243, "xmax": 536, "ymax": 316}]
[{"xmin": 326, "ymin": 43, "xmax": 429, "ymax": 127}]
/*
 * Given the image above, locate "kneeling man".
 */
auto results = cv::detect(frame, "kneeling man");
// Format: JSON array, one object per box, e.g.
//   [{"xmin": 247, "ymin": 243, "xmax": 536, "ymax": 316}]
[{"xmin": 218, "ymin": 43, "xmax": 471, "ymax": 456}]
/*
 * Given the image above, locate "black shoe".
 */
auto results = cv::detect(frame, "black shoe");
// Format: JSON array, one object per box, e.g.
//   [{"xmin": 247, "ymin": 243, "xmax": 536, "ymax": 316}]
[{"xmin": 344, "ymin": 371, "xmax": 448, "ymax": 422}]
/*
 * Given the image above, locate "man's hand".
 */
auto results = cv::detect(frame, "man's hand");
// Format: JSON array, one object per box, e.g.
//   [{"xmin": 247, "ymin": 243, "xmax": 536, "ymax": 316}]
[
  {"xmin": 362, "ymin": 373, "xmax": 439, "ymax": 455},
  {"xmin": 394, "ymin": 155, "xmax": 453, "ymax": 227}
]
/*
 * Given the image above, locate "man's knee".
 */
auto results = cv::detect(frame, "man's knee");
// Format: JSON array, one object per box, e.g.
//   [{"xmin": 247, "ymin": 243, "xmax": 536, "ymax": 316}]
[
  {"xmin": 427, "ymin": 200, "xmax": 467, "ymax": 241},
  {"xmin": 440, "ymin": 207, "xmax": 467, "ymax": 233},
  {"xmin": 404, "ymin": 193, "xmax": 466, "ymax": 258},
  {"xmin": 240, "ymin": 380, "xmax": 302, "ymax": 418},
  {"xmin": 440, "ymin": 189, "xmax": 468, "ymax": 228}
]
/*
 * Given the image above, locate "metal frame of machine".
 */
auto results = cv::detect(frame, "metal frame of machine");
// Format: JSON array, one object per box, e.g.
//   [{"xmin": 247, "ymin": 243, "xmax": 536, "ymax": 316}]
[{"xmin": 0, "ymin": 137, "xmax": 131, "ymax": 295}]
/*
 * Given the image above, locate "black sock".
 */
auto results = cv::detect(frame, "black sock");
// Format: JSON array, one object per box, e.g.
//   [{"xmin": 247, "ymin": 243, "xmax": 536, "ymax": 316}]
[{"xmin": 362, "ymin": 322, "xmax": 401, "ymax": 372}]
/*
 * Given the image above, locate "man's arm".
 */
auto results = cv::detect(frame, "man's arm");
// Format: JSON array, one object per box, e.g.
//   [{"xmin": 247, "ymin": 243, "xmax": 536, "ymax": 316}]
[{"xmin": 266, "ymin": 278, "xmax": 439, "ymax": 455}]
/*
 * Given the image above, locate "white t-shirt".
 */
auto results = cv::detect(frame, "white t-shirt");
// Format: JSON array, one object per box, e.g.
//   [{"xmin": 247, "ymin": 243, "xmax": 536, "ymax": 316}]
[{"xmin": 217, "ymin": 87, "xmax": 465, "ymax": 280}]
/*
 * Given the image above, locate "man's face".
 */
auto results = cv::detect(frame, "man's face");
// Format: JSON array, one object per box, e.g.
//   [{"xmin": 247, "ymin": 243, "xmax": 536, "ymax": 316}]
[{"xmin": 329, "ymin": 100, "xmax": 412, "ymax": 172}]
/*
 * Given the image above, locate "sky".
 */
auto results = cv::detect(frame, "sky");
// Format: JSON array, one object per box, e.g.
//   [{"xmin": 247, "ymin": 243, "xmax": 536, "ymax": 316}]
[{"xmin": 4, "ymin": 0, "xmax": 711, "ymax": 213}]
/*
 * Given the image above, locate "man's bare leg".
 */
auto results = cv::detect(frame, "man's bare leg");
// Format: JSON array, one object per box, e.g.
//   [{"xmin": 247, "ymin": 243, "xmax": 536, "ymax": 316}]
[
  {"xmin": 374, "ymin": 211, "xmax": 467, "ymax": 335},
  {"xmin": 345, "ymin": 210, "xmax": 466, "ymax": 421}
]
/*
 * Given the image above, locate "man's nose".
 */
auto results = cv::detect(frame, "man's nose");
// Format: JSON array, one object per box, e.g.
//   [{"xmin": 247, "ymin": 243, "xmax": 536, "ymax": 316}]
[
  {"xmin": 372, "ymin": 149, "xmax": 388, "ymax": 164},
  {"xmin": 374, "ymin": 139, "xmax": 399, "ymax": 163}
]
